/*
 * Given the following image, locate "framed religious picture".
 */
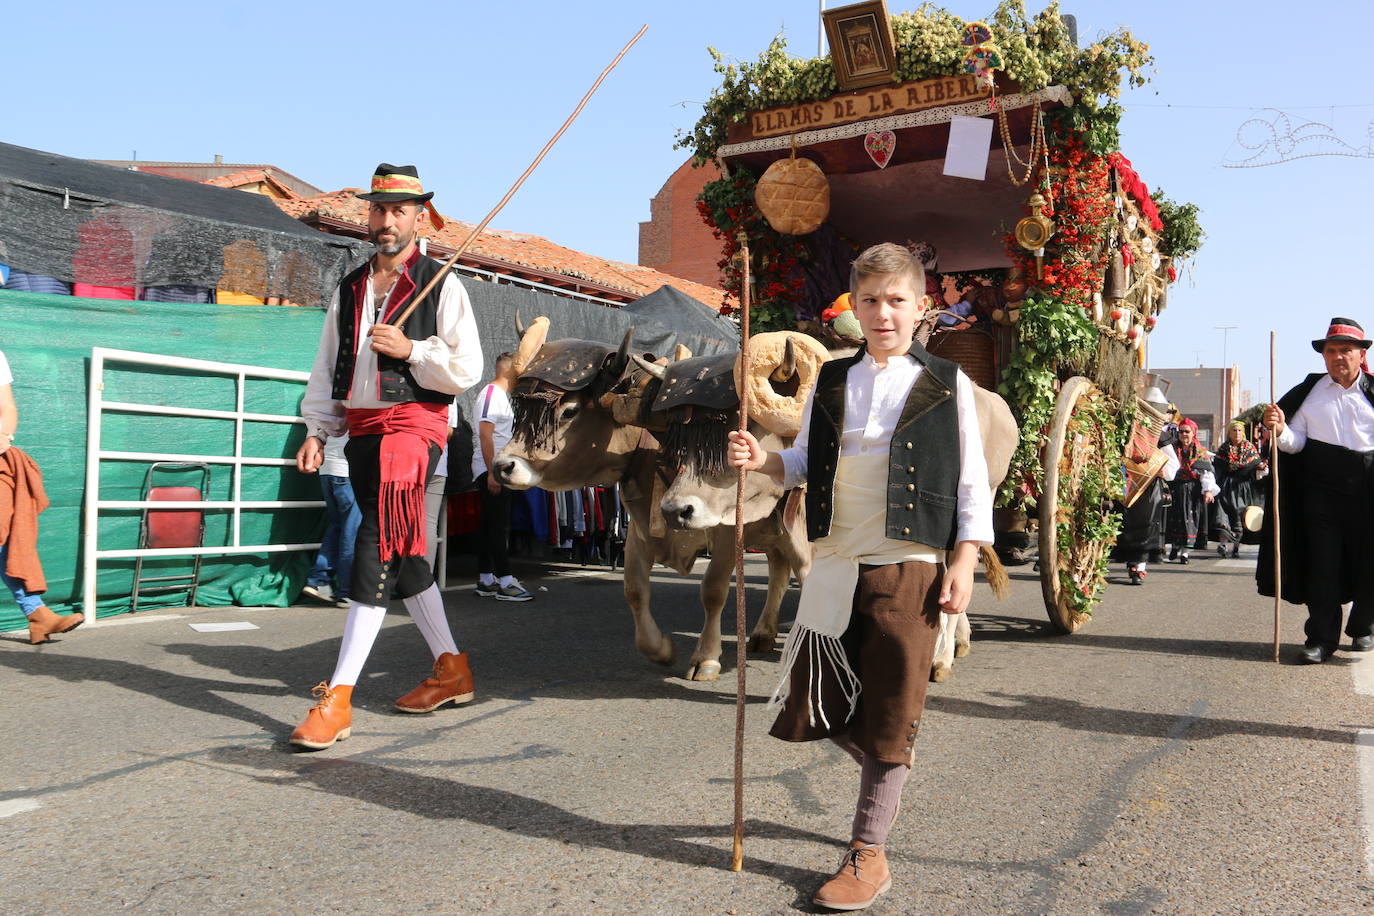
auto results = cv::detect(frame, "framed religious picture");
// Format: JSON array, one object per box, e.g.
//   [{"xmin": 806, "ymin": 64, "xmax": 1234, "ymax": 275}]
[{"xmin": 823, "ymin": 1, "xmax": 898, "ymax": 91}]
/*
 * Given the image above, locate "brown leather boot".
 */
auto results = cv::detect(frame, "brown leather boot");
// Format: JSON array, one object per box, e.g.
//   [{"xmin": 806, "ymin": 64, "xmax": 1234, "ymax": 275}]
[
  {"xmin": 812, "ymin": 842, "xmax": 891, "ymax": 911},
  {"xmin": 27, "ymin": 606, "xmax": 85, "ymax": 645},
  {"xmin": 289, "ymin": 683, "xmax": 353, "ymax": 750},
  {"xmin": 394, "ymin": 652, "xmax": 474, "ymax": 713}
]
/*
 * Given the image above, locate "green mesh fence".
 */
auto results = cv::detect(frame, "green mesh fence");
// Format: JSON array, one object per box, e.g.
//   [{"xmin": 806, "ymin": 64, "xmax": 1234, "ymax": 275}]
[{"xmin": 0, "ymin": 289, "xmax": 329, "ymax": 632}]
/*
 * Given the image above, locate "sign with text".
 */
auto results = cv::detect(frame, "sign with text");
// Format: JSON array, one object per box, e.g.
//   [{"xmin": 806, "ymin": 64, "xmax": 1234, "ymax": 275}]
[{"xmin": 735, "ymin": 74, "xmax": 991, "ymax": 142}]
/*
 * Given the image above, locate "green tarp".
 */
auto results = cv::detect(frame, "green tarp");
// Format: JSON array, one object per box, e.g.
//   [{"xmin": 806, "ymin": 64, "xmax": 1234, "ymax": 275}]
[{"xmin": 0, "ymin": 289, "xmax": 327, "ymax": 632}]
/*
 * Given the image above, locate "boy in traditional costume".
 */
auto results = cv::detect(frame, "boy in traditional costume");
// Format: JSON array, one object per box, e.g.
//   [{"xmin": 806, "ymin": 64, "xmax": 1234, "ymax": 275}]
[{"xmin": 728, "ymin": 243, "xmax": 991, "ymax": 911}]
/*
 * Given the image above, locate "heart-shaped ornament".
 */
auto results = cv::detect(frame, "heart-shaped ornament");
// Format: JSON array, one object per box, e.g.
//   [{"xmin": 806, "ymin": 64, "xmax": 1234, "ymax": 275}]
[{"xmin": 864, "ymin": 130, "xmax": 896, "ymax": 169}]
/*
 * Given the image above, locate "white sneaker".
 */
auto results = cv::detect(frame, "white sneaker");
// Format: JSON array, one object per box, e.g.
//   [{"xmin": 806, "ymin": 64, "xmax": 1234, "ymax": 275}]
[
  {"xmin": 495, "ymin": 580, "xmax": 534, "ymax": 602},
  {"xmin": 302, "ymin": 583, "xmax": 335, "ymax": 604}
]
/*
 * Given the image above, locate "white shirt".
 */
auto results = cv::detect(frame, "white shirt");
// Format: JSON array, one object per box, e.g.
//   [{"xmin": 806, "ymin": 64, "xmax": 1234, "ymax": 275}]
[
  {"xmin": 777, "ymin": 351, "xmax": 994, "ymax": 546},
  {"xmin": 1276, "ymin": 374, "xmax": 1374, "ymax": 454},
  {"xmin": 471, "ymin": 383, "xmax": 514, "ymax": 478},
  {"xmin": 320, "ymin": 433, "xmax": 350, "ymax": 477},
  {"xmin": 0, "ymin": 350, "xmax": 12, "ymax": 387},
  {"xmin": 301, "ymin": 261, "xmax": 484, "ymax": 440}
]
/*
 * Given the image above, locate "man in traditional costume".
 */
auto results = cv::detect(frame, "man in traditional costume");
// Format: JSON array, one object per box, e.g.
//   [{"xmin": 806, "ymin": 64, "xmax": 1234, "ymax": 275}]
[
  {"xmin": 729, "ymin": 243, "xmax": 991, "ymax": 911},
  {"xmin": 1163, "ymin": 418, "xmax": 1217, "ymax": 564},
  {"xmin": 1260, "ymin": 317, "xmax": 1374, "ymax": 663},
  {"xmin": 290, "ymin": 164, "xmax": 484, "ymax": 748}
]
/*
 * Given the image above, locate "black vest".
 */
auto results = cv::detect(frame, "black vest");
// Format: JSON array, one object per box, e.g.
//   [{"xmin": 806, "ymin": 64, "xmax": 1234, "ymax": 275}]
[
  {"xmin": 331, "ymin": 252, "xmax": 455, "ymax": 405},
  {"xmin": 804, "ymin": 340, "xmax": 963, "ymax": 548}
]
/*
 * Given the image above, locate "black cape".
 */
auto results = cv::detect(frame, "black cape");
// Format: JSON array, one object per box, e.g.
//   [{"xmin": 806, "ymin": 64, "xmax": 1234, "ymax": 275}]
[{"xmin": 1256, "ymin": 372, "xmax": 1374, "ymax": 604}]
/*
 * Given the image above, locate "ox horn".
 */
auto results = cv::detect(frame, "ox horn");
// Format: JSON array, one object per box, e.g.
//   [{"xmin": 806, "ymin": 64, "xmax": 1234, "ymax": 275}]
[
  {"xmin": 511, "ymin": 315, "xmax": 550, "ymax": 375},
  {"xmin": 630, "ymin": 352, "xmax": 666, "ymax": 380},
  {"xmin": 673, "ymin": 343, "xmax": 692, "ymax": 362},
  {"xmin": 771, "ymin": 335, "xmax": 797, "ymax": 382},
  {"xmin": 610, "ymin": 326, "xmax": 635, "ymax": 376},
  {"xmin": 514, "ymin": 309, "xmax": 527, "ymax": 340}
]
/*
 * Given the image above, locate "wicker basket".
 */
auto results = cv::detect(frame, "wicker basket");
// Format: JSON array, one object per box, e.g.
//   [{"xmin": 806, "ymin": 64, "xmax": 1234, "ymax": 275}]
[{"xmin": 926, "ymin": 327, "xmax": 999, "ymax": 390}]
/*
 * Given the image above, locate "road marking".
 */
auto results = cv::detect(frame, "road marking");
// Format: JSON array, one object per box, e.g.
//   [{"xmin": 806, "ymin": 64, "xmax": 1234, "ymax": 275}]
[
  {"xmin": 1352, "ymin": 654, "xmax": 1374, "ymax": 875},
  {"xmin": 0, "ymin": 798, "xmax": 40, "ymax": 819},
  {"xmin": 87, "ymin": 613, "xmax": 186, "ymax": 628}
]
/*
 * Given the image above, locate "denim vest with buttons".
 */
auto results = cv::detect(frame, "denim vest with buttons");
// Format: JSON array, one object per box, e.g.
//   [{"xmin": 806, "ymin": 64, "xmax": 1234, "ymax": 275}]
[{"xmin": 803, "ymin": 340, "xmax": 962, "ymax": 549}]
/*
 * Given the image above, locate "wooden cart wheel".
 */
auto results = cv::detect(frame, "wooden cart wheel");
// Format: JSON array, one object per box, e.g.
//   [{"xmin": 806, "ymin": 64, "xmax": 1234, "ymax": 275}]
[{"xmin": 1038, "ymin": 376, "xmax": 1099, "ymax": 634}]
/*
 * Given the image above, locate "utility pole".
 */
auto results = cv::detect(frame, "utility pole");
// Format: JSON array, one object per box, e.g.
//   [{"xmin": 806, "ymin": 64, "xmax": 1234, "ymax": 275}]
[
  {"xmin": 1216, "ymin": 325, "xmax": 1237, "ymax": 425},
  {"xmin": 819, "ymin": 0, "xmax": 825, "ymax": 57}
]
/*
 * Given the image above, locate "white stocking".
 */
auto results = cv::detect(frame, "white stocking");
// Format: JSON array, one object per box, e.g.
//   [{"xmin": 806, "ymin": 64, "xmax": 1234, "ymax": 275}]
[
  {"xmin": 402, "ymin": 583, "xmax": 459, "ymax": 659},
  {"xmin": 329, "ymin": 602, "xmax": 387, "ymax": 687}
]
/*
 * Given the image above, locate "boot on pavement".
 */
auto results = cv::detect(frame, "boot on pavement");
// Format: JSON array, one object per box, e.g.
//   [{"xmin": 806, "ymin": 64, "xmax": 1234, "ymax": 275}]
[
  {"xmin": 289, "ymin": 683, "xmax": 353, "ymax": 750},
  {"xmin": 27, "ymin": 606, "xmax": 85, "ymax": 644},
  {"xmin": 394, "ymin": 652, "xmax": 474, "ymax": 713},
  {"xmin": 813, "ymin": 841, "xmax": 891, "ymax": 911}
]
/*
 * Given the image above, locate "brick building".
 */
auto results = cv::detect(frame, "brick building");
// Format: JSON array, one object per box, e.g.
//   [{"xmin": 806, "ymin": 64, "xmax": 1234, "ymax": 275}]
[
  {"xmin": 1152, "ymin": 366, "xmax": 1246, "ymax": 448},
  {"xmin": 637, "ymin": 158, "xmax": 724, "ymax": 292}
]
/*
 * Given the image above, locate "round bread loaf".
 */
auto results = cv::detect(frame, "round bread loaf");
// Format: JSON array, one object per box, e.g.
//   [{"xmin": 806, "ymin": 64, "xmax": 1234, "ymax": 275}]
[
  {"xmin": 754, "ymin": 156, "xmax": 830, "ymax": 236},
  {"xmin": 735, "ymin": 331, "xmax": 831, "ymax": 437}
]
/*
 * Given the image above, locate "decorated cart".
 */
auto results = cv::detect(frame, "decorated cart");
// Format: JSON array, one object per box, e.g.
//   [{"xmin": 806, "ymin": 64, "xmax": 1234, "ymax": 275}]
[{"xmin": 681, "ymin": 1, "xmax": 1204, "ymax": 631}]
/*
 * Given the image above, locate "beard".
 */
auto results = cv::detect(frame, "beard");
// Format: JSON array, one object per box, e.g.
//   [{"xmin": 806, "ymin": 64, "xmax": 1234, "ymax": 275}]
[{"xmin": 369, "ymin": 227, "xmax": 414, "ymax": 255}]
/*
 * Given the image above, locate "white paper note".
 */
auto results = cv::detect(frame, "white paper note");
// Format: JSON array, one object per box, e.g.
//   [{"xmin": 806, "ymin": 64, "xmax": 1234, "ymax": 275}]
[
  {"xmin": 943, "ymin": 116, "xmax": 995, "ymax": 181},
  {"xmin": 188, "ymin": 622, "xmax": 259, "ymax": 633}
]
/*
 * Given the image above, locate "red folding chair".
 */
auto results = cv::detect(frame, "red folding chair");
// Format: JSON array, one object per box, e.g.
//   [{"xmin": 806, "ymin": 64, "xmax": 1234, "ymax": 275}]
[{"xmin": 131, "ymin": 462, "xmax": 210, "ymax": 612}]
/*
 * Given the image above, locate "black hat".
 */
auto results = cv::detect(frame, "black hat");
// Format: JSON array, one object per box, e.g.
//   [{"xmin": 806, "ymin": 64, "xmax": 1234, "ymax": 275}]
[
  {"xmin": 1311, "ymin": 317, "xmax": 1372, "ymax": 352},
  {"xmin": 355, "ymin": 163, "xmax": 434, "ymax": 204}
]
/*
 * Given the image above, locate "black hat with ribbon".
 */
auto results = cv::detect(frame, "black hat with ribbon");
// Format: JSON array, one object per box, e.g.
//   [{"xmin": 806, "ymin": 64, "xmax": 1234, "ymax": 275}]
[
  {"xmin": 1311, "ymin": 317, "xmax": 1372, "ymax": 352},
  {"xmin": 356, "ymin": 163, "xmax": 445, "ymax": 229}
]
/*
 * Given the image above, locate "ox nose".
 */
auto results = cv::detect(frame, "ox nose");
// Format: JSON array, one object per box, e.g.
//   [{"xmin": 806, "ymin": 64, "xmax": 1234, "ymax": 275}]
[
  {"xmin": 675, "ymin": 504, "xmax": 694, "ymax": 525},
  {"xmin": 493, "ymin": 459, "xmax": 513, "ymax": 483}
]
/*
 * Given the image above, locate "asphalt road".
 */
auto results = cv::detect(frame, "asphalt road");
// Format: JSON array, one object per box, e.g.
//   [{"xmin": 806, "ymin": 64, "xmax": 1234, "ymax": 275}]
[{"xmin": 3, "ymin": 545, "xmax": 1372, "ymax": 915}]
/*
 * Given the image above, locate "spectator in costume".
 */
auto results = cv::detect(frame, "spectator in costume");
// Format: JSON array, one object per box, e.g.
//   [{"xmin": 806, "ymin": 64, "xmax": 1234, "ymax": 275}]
[
  {"xmin": 1164, "ymin": 418, "xmax": 1218, "ymax": 564},
  {"xmin": 1212, "ymin": 421, "xmax": 1264, "ymax": 558},
  {"xmin": 1260, "ymin": 317, "xmax": 1374, "ymax": 663}
]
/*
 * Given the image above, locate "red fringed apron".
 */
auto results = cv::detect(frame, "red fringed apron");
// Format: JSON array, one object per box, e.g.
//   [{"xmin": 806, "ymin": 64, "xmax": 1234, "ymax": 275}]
[{"xmin": 346, "ymin": 401, "xmax": 448, "ymax": 562}]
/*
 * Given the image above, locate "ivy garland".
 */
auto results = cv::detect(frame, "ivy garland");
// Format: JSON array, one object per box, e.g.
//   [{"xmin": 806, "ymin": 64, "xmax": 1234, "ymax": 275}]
[
  {"xmin": 1053, "ymin": 389, "xmax": 1128, "ymax": 620},
  {"xmin": 682, "ymin": 1, "xmax": 1153, "ymax": 330}
]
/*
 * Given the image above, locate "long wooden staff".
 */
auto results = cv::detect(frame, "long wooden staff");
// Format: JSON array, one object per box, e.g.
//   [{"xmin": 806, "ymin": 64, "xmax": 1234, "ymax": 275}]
[
  {"xmin": 1270, "ymin": 332, "xmax": 1281, "ymax": 662},
  {"xmin": 731, "ymin": 232, "xmax": 752, "ymax": 872},
  {"xmin": 389, "ymin": 24, "xmax": 648, "ymax": 331}
]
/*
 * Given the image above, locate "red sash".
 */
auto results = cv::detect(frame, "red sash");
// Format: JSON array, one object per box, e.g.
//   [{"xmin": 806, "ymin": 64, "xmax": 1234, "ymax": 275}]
[{"xmin": 346, "ymin": 401, "xmax": 449, "ymax": 562}]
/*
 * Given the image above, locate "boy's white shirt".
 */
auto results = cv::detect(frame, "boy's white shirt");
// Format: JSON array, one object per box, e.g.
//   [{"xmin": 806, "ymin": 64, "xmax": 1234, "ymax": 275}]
[{"xmin": 776, "ymin": 350, "xmax": 994, "ymax": 547}]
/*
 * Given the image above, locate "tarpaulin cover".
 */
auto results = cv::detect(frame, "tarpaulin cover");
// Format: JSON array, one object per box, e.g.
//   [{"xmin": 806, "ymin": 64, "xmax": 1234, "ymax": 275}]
[
  {"xmin": 619, "ymin": 284, "xmax": 739, "ymax": 349},
  {"xmin": 0, "ymin": 276, "xmax": 734, "ymax": 632},
  {"xmin": 0, "ymin": 141, "xmax": 368, "ymax": 307}
]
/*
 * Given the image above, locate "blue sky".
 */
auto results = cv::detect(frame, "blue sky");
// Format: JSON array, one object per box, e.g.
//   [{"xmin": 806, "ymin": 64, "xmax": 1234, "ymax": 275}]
[{"xmin": 4, "ymin": 0, "xmax": 1371, "ymax": 397}]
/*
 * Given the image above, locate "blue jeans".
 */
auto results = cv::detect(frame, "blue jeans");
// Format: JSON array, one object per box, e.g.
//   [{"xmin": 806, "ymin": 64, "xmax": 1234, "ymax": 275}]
[
  {"xmin": 307, "ymin": 475, "xmax": 361, "ymax": 600},
  {"xmin": 0, "ymin": 543, "xmax": 44, "ymax": 616}
]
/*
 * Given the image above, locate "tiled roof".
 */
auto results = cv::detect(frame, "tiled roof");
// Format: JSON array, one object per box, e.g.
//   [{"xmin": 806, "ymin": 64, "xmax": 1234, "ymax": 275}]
[
  {"xmin": 204, "ymin": 168, "xmax": 300, "ymax": 199},
  {"xmin": 275, "ymin": 191, "xmax": 726, "ymax": 309}
]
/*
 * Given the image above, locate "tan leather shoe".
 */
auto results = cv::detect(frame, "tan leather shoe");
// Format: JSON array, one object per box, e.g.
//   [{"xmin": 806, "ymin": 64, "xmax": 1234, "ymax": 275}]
[
  {"xmin": 812, "ymin": 842, "xmax": 891, "ymax": 911},
  {"xmin": 289, "ymin": 683, "xmax": 353, "ymax": 750},
  {"xmin": 27, "ymin": 606, "xmax": 85, "ymax": 645},
  {"xmin": 394, "ymin": 652, "xmax": 474, "ymax": 713}
]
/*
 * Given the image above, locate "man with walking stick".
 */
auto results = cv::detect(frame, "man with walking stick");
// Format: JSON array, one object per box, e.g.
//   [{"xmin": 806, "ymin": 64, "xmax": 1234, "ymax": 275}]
[
  {"xmin": 291, "ymin": 164, "xmax": 484, "ymax": 748},
  {"xmin": 1259, "ymin": 317, "xmax": 1374, "ymax": 663}
]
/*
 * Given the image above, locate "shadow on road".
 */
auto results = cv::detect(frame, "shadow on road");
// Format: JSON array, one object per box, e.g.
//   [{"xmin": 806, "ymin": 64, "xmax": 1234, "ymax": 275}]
[
  {"xmin": 927, "ymin": 691, "xmax": 1358, "ymax": 745},
  {"xmin": 201, "ymin": 744, "xmax": 834, "ymax": 907}
]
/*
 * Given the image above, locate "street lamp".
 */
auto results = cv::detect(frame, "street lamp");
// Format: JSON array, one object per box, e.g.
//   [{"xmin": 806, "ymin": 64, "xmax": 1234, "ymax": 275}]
[{"xmin": 1215, "ymin": 325, "xmax": 1237, "ymax": 424}]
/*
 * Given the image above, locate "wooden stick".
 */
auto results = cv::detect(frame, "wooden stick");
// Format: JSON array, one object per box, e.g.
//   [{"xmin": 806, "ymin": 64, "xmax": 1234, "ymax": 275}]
[
  {"xmin": 389, "ymin": 24, "xmax": 648, "ymax": 331},
  {"xmin": 1270, "ymin": 332, "xmax": 1281, "ymax": 662},
  {"xmin": 731, "ymin": 233, "xmax": 752, "ymax": 873}
]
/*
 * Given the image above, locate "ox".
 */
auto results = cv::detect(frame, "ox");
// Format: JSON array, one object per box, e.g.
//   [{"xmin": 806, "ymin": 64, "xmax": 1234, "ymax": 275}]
[
  {"xmin": 656, "ymin": 337, "xmax": 1018, "ymax": 683},
  {"xmin": 492, "ymin": 317, "xmax": 808, "ymax": 681}
]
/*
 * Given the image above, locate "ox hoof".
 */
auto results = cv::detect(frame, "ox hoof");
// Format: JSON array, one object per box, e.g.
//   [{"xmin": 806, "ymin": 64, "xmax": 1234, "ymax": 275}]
[
  {"xmin": 954, "ymin": 643, "xmax": 971, "ymax": 659},
  {"xmin": 640, "ymin": 636, "xmax": 675, "ymax": 667},
  {"xmin": 686, "ymin": 659, "xmax": 722, "ymax": 682},
  {"xmin": 747, "ymin": 633, "xmax": 778, "ymax": 654},
  {"xmin": 930, "ymin": 664, "xmax": 952, "ymax": 684}
]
